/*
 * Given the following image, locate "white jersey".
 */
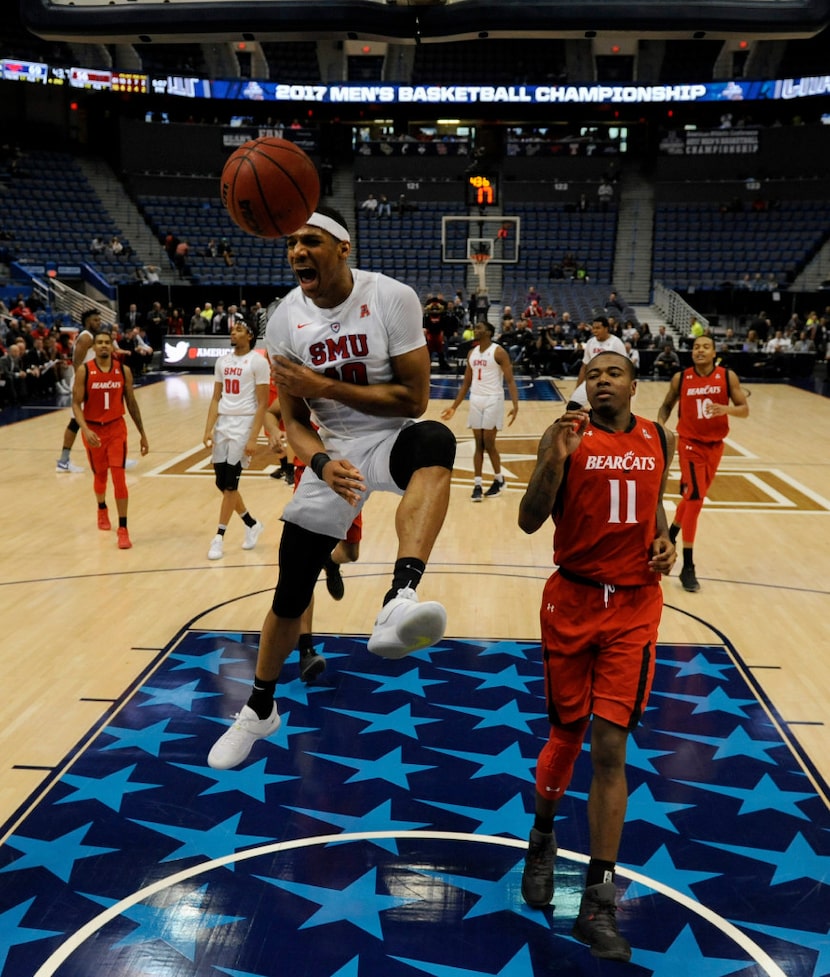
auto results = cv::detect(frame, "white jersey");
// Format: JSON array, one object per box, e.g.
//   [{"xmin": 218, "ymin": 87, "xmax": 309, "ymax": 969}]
[
  {"xmin": 265, "ymin": 268, "xmax": 425, "ymax": 444},
  {"xmin": 468, "ymin": 342, "xmax": 504, "ymax": 400},
  {"xmin": 214, "ymin": 349, "xmax": 269, "ymax": 415},
  {"xmin": 582, "ymin": 333, "xmax": 627, "ymax": 365}
]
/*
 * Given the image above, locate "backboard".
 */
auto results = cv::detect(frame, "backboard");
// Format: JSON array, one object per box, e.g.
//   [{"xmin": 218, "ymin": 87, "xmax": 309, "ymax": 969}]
[{"xmin": 441, "ymin": 215, "xmax": 521, "ymax": 264}]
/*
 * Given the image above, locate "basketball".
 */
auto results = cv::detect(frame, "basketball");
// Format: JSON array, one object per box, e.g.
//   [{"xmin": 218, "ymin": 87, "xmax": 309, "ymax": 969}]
[{"xmin": 220, "ymin": 137, "xmax": 320, "ymax": 239}]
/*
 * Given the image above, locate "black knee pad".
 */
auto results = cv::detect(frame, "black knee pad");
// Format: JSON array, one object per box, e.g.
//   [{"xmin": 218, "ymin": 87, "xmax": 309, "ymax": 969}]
[
  {"xmin": 272, "ymin": 522, "xmax": 339, "ymax": 618},
  {"xmin": 214, "ymin": 460, "xmax": 242, "ymax": 492},
  {"xmin": 389, "ymin": 420, "xmax": 456, "ymax": 490},
  {"xmin": 67, "ymin": 417, "xmax": 80, "ymax": 434}
]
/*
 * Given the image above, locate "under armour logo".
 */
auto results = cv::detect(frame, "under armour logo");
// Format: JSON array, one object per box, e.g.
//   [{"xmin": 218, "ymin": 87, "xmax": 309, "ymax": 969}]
[{"xmin": 546, "ymin": 603, "xmax": 556, "ymax": 613}]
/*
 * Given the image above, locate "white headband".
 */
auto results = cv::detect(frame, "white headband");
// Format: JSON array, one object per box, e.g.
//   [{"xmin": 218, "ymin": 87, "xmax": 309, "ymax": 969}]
[{"xmin": 306, "ymin": 212, "xmax": 351, "ymax": 242}]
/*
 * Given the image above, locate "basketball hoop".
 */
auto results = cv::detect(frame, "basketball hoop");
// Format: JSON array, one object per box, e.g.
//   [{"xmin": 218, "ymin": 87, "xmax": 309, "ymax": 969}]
[{"xmin": 470, "ymin": 251, "xmax": 490, "ymax": 291}]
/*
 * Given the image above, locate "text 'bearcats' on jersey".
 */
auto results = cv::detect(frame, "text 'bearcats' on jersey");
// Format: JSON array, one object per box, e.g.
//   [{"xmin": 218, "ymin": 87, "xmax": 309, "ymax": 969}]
[
  {"xmin": 677, "ymin": 363, "xmax": 731, "ymax": 443},
  {"xmin": 553, "ymin": 415, "xmax": 668, "ymax": 587},
  {"xmin": 265, "ymin": 268, "xmax": 425, "ymax": 443}
]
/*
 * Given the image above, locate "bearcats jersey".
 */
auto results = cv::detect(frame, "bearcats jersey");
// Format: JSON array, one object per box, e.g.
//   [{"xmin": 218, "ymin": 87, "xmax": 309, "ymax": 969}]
[
  {"xmin": 581, "ymin": 333, "xmax": 626, "ymax": 366},
  {"xmin": 214, "ymin": 349, "xmax": 269, "ymax": 416},
  {"xmin": 83, "ymin": 359, "xmax": 126, "ymax": 424},
  {"xmin": 468, "ymin": 342, "xmax": 504, "ymax": 399},
  {"xmin": 676, "ymin": 364, "xmax": 731, "ymax": 443},
  {"xmin": 553, "ymin": 415, "xmax": 668, "ymax": 587},
  {"xmin": 265, "ymin": 268, "xmax": 425, "ymax": 443}
]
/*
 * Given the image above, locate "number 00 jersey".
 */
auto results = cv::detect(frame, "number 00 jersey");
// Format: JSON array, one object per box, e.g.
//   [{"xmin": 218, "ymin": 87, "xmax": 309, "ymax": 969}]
[
  {"xmin": 553, "ymin": 415, "xmax": 668, "ymax": 587},
  {"xmin": 265, "ymin": 269, "xmax": 425, "ymax": 444}
]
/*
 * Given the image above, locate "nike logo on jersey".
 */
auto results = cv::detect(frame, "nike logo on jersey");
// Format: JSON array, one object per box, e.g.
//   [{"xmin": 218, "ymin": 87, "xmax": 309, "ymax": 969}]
[{"xmin": 296, "ymin": 322, "xmax": 312, "ymax": 329}]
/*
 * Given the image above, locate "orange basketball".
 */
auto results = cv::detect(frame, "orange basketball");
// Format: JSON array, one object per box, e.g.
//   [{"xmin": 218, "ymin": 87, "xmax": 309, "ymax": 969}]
[{"xmin": 220, "ymin": 137, "xmax": 320, "ymax": 239}]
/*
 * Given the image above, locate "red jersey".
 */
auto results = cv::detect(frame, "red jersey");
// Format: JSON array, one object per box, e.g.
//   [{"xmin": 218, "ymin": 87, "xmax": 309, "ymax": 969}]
[
  {"xmin": 84, "ymin": 359, "xmax": 126, "ymax": 424},
  {"xmin": 676, "ymin": 364, "xmax": 731, "ymax": 444},
  {"xmin": 552, "ymin": 415, "xmax": 668, "ymax": 587}
]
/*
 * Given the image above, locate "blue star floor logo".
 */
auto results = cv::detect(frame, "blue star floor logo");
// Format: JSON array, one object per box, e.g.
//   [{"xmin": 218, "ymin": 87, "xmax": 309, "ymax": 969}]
[{"xmin": 0, "ymin": 632, "xmax": 827, "ymax": 977}]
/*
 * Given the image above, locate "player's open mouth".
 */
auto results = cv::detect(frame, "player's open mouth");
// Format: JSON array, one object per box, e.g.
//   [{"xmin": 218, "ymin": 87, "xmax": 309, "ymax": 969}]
[{"xmin": 295, "ymin": 267, "xmax": 317, "ymax": 284}]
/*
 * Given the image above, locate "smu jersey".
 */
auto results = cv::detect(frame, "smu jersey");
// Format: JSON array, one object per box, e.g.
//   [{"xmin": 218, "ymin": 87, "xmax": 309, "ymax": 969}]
[
  {"xmin": 676, "ymin": 364, "xmax": 731, "ymax": 443},
  {"xmin": 214, "ymin": 350, "xmax": 269, "ymax": 416},
  {"xmin": 83, "ymin": 359, "xmax": 125, "ymax": 424},
  {"xmin": 581, "ymin": 333, "xmax": 626, "ymax": 366},
  {"xmin": 468, "ymin": 342, "xmax": 504, "ymax": 399},
  {"xmin": 265, "ymin": 268, "xmax": 425, "ymax": 442},
  {"xmin": 553, "ymin": 415, "xmax": 668, "ymax": 587}
]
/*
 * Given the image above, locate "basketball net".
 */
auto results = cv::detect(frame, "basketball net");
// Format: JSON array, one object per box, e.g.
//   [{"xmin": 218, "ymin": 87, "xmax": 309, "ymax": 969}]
[{"xmin": 470, "ymin": 252, "xmax": 490, "ymax": 292}]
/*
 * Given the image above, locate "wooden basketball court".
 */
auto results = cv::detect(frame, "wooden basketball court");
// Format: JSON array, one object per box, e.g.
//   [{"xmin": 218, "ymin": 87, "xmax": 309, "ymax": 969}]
[{"xmin": 0, "ymin": 369, "xmax": 828, "ymax": 976}]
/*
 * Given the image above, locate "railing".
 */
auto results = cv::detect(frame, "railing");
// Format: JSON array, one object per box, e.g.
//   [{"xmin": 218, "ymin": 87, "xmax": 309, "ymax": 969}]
[
  {"xmin": 31, "ymin": 274, "xmax": 117, "ymax": 328},
  {"xmin": 652, "ymin": 281, "xmax": 709, "ymax": 334}
]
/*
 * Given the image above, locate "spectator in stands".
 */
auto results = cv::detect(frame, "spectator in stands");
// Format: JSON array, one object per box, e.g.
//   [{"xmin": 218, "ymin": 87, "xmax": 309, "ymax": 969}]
[
  {"xmin": 653, "ymin": 342, "xmax": 680, "ymax": 379},
  {"xmin": 525, "ymin": 285, "xmax": 543, "ymax": 307},
  {"xmin": 174, "ymin": 239, "xmax": 191, "ymax": 278},
  {"xmin": 359, "ymin": 193, "xmax": 379, "ymax": 216},
  {"xmin": 717, "ymin": 328, "xmax": 738, "ymax": 353},
  {"xmin": 219, "ymin": 238, "xmax": 235, "ymax": 267},
  {"xmin": 507, "ymin": 317, "xmax": 536, "ymax": 365},
  {"xmin": 167, "ymin": 308, "xmax": 185, "ymax": 335},
  {"xmin": 189, "ymin": 307, "xmax": 203, "ymax": 334},
  {"xmin": 606, "ymin": 290, "xmax": 625, "ymax": 315},
  {"xmin": 576, "ymin": 192, "xmax": 590, "ymax": 213},
  {"xmin": 500, "ymin": 305, "xmax": 515, "ymax": 335},
  {"xmin": 765, "ymin": 330, "xmax": 791, "ymax": 354},
  {"xmin": 654, "ymin": 324, "xmax": 672, "ymax": 348},
  {"xmin": 637, "ymin": 322, "xmax": 654, "ymax": 348},
  {"xmin": 124, "ymin": 326, "xmax": 154, "ymax": 375},
  {"xmin": 24, "ymin": 335, "xmax": 56, "ymax": 395},
  {"xmin": 742, "ymin": 329, "xmax": 760, "ymax": 354},
  {"xmin": 203, "ymin": 239, "xmax": 218, "ymax": 258},
  {"xmin": 377, "ymin": 195, "xmax": 392, "ymax": 218},
  {"xmin": 621, "ymin": 319, "xmax": 639, "ymax": 343},
  {"xmin": 525, "ymin": 298, "xmax": 544, "ymax": 319},
  {"xmin": 145, "ymin": 301, "xmax": 167, "ymax": 350},
  {"xmin": 561, "ymin": 252, "xmax": 577, "ymax": 279},
  {"xmin": 548, "ymin": 258, "xmax": 564, "ymax": 281},
  {"xmin": 90, "ymin": 236, "xmax": 106, "ymax": 255},
  {"xmin": 201, "ymin": 304, "xmax": 215, "ymax": 330},
  {"xmin": 0, "ymin": 341, "xmax": 28, "ymax": 405},
  {"xmin": 163, "ymin": 231, "xmax": 179, "ymax": 260},
  {"xmin": 624, "ymin": 340, "xmax": 640, "ymax": 374},
  {"xmin": 212, "ymin": 301, "xmax": 229, "ymax": 335},
  {"xmin": 138, "ymin": 264, "xmax": 160, "ymax": 285},
  {"xmin": 597, "ymin": 178, "xmax": 614, "ymax": 211},
  {"xmin": 792, "ymin": 331, "xmax": 815, "ymax": 353}
]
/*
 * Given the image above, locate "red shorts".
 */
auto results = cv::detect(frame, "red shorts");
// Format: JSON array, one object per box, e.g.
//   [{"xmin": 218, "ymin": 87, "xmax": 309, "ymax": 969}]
[
  {"xmin": 82, "ymin": 417, "xmax": 127, "ymax": 472},
  {"xmin": 293, "ymin": 463, "xmax": 363, "ymax": 542},
  {"xmin": 678, "ymin": 438, "xmax": 724, "ymax": 502},
  {"xmin": 540, "ymin": 571, "xmax": 663, "ymax": 730}
]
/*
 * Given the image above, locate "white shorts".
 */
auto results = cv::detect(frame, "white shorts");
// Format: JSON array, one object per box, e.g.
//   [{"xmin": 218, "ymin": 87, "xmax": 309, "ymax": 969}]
[
  {"xmin": 468, "ymin": 394, "xmax": 505, "ymax": 431},
  {"xmin": 282, "ymin": 421, "xmax": 413, "ymax": 539},
  {"xmin": 213, "ymin": 414, "xmax": 255, "ymax": 468}
]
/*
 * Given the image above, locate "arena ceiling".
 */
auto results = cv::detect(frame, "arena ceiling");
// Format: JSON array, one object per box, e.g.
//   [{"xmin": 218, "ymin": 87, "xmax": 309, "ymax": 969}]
[{"xmin": 19, "ymin": 0, "xmax": 830, "ymax": 44}]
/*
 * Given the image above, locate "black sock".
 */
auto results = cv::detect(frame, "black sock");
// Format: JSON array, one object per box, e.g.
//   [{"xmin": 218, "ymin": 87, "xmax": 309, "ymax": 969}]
[
  {"xmin": 217, "ymin": 524, "xmax": 227, "ymax": 537},
  {"xmin": 246, "ymin": 676, "xmax": 277, "ymax": 719},
  {"xmin": 98, "ymin": 502, "xmax": 108, "ymax": 511},
  {"xmin": 586, "ymin": 858, "xmax": 616, "ymax": 888},
  {"xmin": 298, "ymin": 633, "xmax": 314, "ymax": 653},
  {"xmin": 241, "ymin": 511, "xmax": 256, "ymax": 528},
  {"xmin": 383, "ymin": 557, "xmax": 426, "ymax": 605},
  {"xmin": 533, "ymin": 814, "xmax": 554, "ymax": 835},
  {"xmin": 669, "ymin": 523, "xmax": 680, "ymax": 544},
  {"xmin": 683, "ymin": 547, "xmax": 694, "ymax": 569},
  {"xmin": 118, "ymin": 516, "xmax": 127, "ymax": 529}
]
